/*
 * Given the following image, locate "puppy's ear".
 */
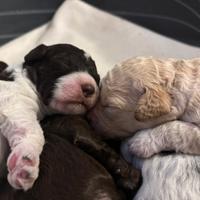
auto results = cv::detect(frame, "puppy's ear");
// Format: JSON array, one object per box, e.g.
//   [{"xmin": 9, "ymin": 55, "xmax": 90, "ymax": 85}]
[
  {"xmin": 24, "ymin": 44, "xmax": 48, "ymax": 64},
  {"xmin": 0, "ymin": 61, "xmax": 14, "ymax": 81},
  {"xmin": 0, "ymin": 61, "xmax": 8, "ymax": 72},
  {"xmin": 135, "ymin": 85, "xmax": 171, "ymax": 121}
]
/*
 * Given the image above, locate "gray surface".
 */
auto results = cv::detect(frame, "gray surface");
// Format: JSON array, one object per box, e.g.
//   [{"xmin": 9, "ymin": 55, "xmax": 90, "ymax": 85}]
[
  {"xmin": 0, "ymin": 0, "xmax": 199, "ymax": 47},
  {"xmin": 84, "ymin": 0, "xmax": 200, "ymax": 47},
  {"xmin": 0, "ymin": 0, "xmax": 64, "ymax": 44}
]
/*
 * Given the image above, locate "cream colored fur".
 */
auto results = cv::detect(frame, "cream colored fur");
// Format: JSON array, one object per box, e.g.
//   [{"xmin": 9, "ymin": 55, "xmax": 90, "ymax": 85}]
[{"xmin": 90, "ymin": 57, "xmax": 200, "ymax": 138}]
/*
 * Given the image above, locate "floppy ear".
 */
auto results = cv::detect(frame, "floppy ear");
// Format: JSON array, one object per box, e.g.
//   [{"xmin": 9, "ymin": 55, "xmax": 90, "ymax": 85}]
[
  {"xmin": 0, "ymin": 61, "xmax": 14, "ymax": 81},
  {"xmin": 0, "ymin": 61, "xmax": 8, "ymax": 72},
  {"xmin": 135, "ymin": 85, "xmax": 172, "ymax": 121},
  {"xmin": 24, "ymin": 44, "xmax": 48, "ymax": 85},
  {"xmin": 24, "ymin": 44, "xmax": 48, "ymax": 64}
]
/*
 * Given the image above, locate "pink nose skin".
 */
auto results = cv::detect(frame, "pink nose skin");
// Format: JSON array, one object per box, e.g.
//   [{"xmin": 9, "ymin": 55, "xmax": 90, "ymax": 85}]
[{"xmin": 81, "ymin": 84, "xmax": 95, "ymax": 98}]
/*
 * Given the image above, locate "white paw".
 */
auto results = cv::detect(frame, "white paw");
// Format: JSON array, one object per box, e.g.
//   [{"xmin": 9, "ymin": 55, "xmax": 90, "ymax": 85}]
[
  {"xmin": 7, "ymin": 143, "xmax": 39, "ymax": 191},
  {"xmin": 169, "ymin": 106, "xmax": 179, "ymax": 118},
  {"xmin": 127, "ymin": 132, "xmax": 158, "ymax": 158}
]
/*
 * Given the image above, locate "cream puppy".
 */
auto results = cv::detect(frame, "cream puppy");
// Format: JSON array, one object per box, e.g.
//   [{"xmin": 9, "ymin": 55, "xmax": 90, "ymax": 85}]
[{"xmin": 89, "ymin": 57, "xmax": 200, "ymax": 138}]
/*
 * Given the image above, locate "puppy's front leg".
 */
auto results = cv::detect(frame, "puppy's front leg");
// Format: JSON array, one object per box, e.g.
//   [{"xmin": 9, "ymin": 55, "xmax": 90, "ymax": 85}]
[
  {"xmin": 127, "ymin": 121, "xmax": 200, "ymax": 158},
  {"xmin": 72, "ymin": 128, "xmax": 140, "ymax": 191},
  {"xmin": 0, "ymin": 114, "xmax": 44, "ymax": 190}
]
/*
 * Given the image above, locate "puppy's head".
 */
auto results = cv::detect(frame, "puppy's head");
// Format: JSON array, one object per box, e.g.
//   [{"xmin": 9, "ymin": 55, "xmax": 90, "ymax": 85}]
[
  {"xmin": 24, "ymin": 44, "xmax": 100, "ymax": 114},
  {"xmin": 88, "ymin": 58, "xmax": 172, "ymax": 138}
]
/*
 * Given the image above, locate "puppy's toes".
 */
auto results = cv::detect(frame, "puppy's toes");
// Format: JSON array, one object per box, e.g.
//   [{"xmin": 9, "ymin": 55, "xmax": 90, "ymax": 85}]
[
  {"xmin": 127, "ymin": 133, "xmax": 158, "ymax": 158},
  {"xmin": 7, "ymin": 144, "xmax": 39, "ymax": 190},
  {"xmin": 169, "ymin": 106, "xmax": 180, "ymax": 118}
]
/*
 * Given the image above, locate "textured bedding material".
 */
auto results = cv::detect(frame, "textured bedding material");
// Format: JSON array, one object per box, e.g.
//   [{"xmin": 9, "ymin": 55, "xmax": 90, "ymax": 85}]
[{"xmin": 0, "ymin": 0, "xmax": 199, "ymax": 77}]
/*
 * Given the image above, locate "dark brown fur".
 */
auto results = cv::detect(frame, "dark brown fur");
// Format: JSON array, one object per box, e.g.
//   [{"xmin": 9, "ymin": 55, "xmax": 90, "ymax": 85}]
[
  {"xmin": 42, "ymin": 115, "xmax": 140, "ymax": 193},
  {"xmin": 23, "ymin": 44, "xmax": 100, "ymax": 105},
  {"xmin": 0, "ymin": 115, "xmax": 140, "ymax": 200},
  {"xmin": 0, "ymin": 61, "xmax": 14, "ymax": 81}
]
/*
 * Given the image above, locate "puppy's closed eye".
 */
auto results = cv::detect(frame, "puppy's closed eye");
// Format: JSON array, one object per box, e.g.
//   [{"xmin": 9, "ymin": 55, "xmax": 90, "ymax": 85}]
[{"xmin": 135, "ymin": 85, "xmax": 172, "ymax": 121}]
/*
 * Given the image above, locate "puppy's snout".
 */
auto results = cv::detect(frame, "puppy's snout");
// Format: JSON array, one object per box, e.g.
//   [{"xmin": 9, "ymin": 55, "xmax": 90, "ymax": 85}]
[{"xmin": 81, "ymin": 84, "xmax": 95, "ymax": 97}]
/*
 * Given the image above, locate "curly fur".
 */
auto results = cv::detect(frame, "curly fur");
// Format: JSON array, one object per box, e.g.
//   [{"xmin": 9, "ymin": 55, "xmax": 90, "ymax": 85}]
[
  {"xmin": 121, "ymin": 120, "xmax": 200, "ymax": 200},
  {"xmin": 89, "ymin": 57, "xmax": 200, "ymax": 138}
]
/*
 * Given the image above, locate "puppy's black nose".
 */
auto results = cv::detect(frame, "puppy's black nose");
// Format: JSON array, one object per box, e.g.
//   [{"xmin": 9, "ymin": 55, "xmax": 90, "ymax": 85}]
[{"xmin": 82, "ymin": 84, "xmax": 95, "ymax": 97}]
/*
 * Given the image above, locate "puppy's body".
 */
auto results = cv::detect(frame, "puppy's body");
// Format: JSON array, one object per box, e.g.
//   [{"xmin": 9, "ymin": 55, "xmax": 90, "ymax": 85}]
[
  {"xmin": 0, "ymin": 64, "xmax": 45, "ymax": 190},
  {"xmin": 89, "ymin": 57, "xmax": 200, "ymax": 199},
  {"xmin": 89, "ymin": 57, "xmax": 200, "ymax": 138},
  {"xmin": 42, "ymin": 115, "xmax": 140, "ymax": 195},
  {"xmin": 0, "ymin": 44, "xmax": 100, "ymax": 190},
  {"xmin": 0, "ymin": 117, "xmax": 120, "ymax": 200},
  {"xmin": 0, "ymin": 115, "xmax": 140, "ymax": 200},
  {"xmin": 121, "ymin": 151, "xmax": 200, "ymax": 200},
  {"xmin": 121, "ymin": 120, "xmax": 200, "ymax": 200}
]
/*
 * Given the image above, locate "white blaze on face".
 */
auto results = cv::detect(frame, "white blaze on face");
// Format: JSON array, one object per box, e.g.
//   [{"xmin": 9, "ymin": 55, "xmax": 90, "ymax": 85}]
[{"xmin": 49, "ymin": 72, "xmax": 99, "ymax": 114}]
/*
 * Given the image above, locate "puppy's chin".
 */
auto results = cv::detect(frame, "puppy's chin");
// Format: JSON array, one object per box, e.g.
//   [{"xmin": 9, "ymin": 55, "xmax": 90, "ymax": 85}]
[{"xmin": 49, "ymin": 100, "xmax": 87, "ymax": 115}]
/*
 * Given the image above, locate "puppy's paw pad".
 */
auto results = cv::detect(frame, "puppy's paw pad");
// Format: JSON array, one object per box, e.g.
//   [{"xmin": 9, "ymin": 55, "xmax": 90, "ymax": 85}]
[
  {"xmin": 7, "ymin": 145, "xmax": 39, "ymax": 190},
  {"xmin": 128, "ymin": 134, "xmax": 156, "ymax": 158}
]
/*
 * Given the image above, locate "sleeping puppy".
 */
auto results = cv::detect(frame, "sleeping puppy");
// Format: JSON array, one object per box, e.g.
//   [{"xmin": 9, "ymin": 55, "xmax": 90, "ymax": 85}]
[
  {"xmin": 0, "ymin": 115, "xmax": 121, "ymax": 200},
  {"xmin": 41, "ymin": 115, "xmax": 141, "ymax": 195},
  {"xmin": 124, "ymin": 120, "xmax": 200, "ymax": 158},
  {"xmin": 0, "ymin": 115, "xmax": 140, "ymax": 200},
  {"xmin": 89, "ymin": 57, "xmax": 200, "ymax": 138},
  {"xmin": 121, "ymin": 120, "xmax": 200, "ymax": 200},
  {"xmin": 0, "ymin": 44, "xmax": 100, "ymax": 190}
]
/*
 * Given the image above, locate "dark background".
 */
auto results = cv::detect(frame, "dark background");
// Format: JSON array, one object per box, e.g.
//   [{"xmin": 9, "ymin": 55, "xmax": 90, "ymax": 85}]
[{"xmin": 0, "ymin": 0, "xmax": 199, "ymax": 47}]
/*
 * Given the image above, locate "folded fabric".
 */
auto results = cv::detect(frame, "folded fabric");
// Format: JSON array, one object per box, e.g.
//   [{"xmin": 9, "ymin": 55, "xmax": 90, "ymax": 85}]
[{"xmin": 0, "ymin": 0, "xmax": 199, "ymax": 77}]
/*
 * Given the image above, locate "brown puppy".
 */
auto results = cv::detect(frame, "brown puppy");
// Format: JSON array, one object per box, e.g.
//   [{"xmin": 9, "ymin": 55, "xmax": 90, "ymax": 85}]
[
  {"xmin": 89, "ymin": 57, "xmax": 200, "ymax": 138},
  {"xmin": 0, "ymin": 115, "xmax": 140, "ymax": 200},
  {"xmin": 42, "ymin": 115, "xmax": 140, "ymax": 195}
]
